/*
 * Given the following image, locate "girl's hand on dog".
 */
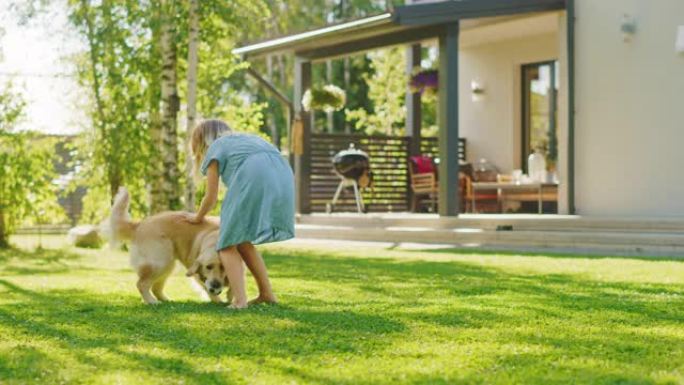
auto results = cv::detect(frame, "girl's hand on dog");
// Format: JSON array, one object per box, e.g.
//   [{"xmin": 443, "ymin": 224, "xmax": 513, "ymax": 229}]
[{"xmin": 177, "ymin": 212, "xmax": 204, "ymax": 224}]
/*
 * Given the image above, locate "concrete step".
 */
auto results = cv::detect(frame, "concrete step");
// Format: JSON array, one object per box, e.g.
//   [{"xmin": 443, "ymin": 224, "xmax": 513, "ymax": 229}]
[
  {"xmin": 295, "ymin": 223, "xmax": 684, "ymax": 257},
  {"xmin": 297, "ymin": 213, "xmax": 684, "ymax": 234}
]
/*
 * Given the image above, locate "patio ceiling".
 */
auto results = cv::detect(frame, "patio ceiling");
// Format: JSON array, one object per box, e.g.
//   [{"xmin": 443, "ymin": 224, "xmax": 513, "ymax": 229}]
[{"xmin": 233, "ymin": 0, "xmax": 566, "ymax": 61}]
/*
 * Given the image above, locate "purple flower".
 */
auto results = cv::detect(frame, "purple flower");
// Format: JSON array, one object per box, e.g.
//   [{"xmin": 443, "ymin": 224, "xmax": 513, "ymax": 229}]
[{"xmin": 410, "ymin": 69, "xmax": 438, "ymax": 94}]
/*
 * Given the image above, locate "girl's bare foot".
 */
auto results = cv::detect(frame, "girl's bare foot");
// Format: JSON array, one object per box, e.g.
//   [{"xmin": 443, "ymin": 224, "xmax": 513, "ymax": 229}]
[{"xmin": 248, "ymin": 295, "xmax": 278, "ymax": 305}]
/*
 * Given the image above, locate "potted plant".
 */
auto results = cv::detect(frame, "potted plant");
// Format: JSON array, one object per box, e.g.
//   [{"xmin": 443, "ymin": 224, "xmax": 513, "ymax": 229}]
[
  {"xmin": 409, "ymin": 68, "xmax": 438, "ymax": 96},
  {"xmin": 302, "ymin": 84, "xmax": 346, "ymax": 112}
]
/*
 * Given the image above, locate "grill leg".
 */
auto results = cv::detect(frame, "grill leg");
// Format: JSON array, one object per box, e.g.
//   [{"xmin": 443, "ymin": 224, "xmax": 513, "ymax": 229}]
[
  {"xmin": 352, "ymin": 181, "xmax": 364, "ymax": 213},
  {"xmin": 332, "ymin": 181, "xmax": 345, "ymax": 206}
]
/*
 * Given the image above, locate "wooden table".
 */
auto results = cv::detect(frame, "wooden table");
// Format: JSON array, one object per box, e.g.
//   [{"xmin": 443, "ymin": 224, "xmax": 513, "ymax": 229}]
[{"xmin": 471, "ymin": 182, "xmax": 558, "ymax": 214}]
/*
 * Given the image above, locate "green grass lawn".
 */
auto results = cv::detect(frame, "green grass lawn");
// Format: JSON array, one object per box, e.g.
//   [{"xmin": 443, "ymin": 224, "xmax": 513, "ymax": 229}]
[{"xmin": 1, "ymin": 235, "xmax": 683, "ymax": 385}]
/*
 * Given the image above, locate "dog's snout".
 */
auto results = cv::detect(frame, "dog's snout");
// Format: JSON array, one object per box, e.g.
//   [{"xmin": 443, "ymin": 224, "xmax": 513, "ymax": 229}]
[
  {"xmin": 209, "ymin": 287, "xmax": 222, "ymax": 295},
  {"xmin": 209, "ymin": 280, "xmax": 222, "ymax": 289}
]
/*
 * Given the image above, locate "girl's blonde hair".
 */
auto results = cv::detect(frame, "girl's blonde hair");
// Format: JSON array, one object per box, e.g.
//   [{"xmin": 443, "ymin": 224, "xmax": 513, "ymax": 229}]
[{"xmin": 190, "ymin": 119, "xmax": 232, "ymax": 177}]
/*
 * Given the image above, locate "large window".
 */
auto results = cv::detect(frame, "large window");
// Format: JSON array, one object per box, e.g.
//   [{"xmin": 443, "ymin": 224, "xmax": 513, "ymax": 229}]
[{"xmin": 522, "ymin": 61, "xmax": 559, "ymax": 172}]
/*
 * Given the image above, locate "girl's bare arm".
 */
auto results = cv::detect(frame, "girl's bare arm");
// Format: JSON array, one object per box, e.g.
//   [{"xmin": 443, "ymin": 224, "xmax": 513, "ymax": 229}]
[{"xmin": 194, "ymin": 161, "xmax": 219, "ymax": 222}]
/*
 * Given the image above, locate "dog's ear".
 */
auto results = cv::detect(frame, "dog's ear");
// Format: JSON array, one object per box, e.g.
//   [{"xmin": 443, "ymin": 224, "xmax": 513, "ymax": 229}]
[{"xmin": 186, "ymin": 261, "xmax": 200, "ymax": 277}]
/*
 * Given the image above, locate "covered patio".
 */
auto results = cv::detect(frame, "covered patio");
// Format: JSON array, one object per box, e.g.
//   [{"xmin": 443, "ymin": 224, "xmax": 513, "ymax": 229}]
[{"xmin": 234, "ymin": 0, "xmax": 574, "ymax": 217}]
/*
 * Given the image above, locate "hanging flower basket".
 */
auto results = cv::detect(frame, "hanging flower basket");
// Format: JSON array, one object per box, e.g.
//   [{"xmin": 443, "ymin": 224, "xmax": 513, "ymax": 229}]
[
  {"xmin": 409, "ymin": 68, "xmax": 438, "ymax": 96},
  {"xmin": 302, "ymin": 84, "xmax": 346, "ymax": 113}
]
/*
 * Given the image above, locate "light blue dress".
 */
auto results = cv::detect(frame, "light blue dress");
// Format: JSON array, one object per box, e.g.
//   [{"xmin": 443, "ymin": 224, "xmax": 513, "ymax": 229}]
[{"xmin": 200, "ymin": 133, "xmax": 295, "ymax": 250}]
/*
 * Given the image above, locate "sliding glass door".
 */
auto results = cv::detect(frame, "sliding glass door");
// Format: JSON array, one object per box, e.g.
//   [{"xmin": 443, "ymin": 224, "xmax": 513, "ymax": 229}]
[{"xmin": 522, "ymin": 61, "xmax": 559, "ymax": 173}]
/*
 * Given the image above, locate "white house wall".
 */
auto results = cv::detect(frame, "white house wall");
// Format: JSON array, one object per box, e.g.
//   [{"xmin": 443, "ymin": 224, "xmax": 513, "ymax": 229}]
[
  {"xmin": 574, "ymin": 0, "xmax": 684, "ymax": 217},
  {"xmin": 458, "ymin": 32, "xmax": 559, "ymax": 173}
]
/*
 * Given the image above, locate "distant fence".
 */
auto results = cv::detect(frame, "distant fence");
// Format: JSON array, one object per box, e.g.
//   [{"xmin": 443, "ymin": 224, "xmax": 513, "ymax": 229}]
[
  {"xmin": 15, "ymin": 225, "xmax": 70, "ymax": 235},
  {"xmin": 309, "ymin": 134, "xmax": 465, "ymax": 213}
]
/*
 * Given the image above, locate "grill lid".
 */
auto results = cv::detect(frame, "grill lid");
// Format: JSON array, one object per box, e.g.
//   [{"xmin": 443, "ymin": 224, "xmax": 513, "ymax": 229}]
[
  {"xmin": 332, "ymin": 143, "xmax": 370, "ymax": 180},
  {"xmin": 332, "ymin": 143, "xmax": 368, "ymax": 162}
]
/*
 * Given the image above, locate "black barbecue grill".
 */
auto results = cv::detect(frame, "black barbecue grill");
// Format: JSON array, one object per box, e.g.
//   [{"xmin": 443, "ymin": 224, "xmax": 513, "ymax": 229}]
[{"xmin": 326, "ymin": 143, "xmax": 372, "ymax": 213}]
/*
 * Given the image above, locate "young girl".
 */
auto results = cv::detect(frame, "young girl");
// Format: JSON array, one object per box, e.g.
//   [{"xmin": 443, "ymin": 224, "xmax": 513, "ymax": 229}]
[{"xmin": 184, "ymin": 119, "xmax": 294, "ymax": 308}]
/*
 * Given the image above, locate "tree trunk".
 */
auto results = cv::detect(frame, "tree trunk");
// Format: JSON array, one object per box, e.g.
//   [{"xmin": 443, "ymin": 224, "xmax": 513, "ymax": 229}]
[
  {"xmin": 326, "ymin": 0, "xmax": 335, "ymax": 133},
  {"xmin": 266, "ymin": 54, "xmax": 281, "ymax": 149},
  {"xmin": 109, "ymin": 168, "xmax": 122, "ymax": 207},
  {"xmin": 155, "ymin": 0, "xmax": 181, "ymax": 212},
  {"xmin": 344, "ymin": 57, "xmax": 351, "ymax": 133},
  {"xmin": 81, "ymin": 0, "xmax": 119, "ymax": 201},
  {"xmin": 80, "ymin": 0, "xmax": 106, "ymax": 134},
  {"xmin": 0, "ymin": 208, "xmax": 7, "ymax": 249},
  {"xmin": 149, "ymin": 6, "xmax": 165, "ymax": 213},
  {"xmin": 148, "ymin": 116, "xmax": 164, "ymax": 212},
  {"xmin": 326, "ymin": 60, "xmax": 334, "ymax": 133},
  {"xmin": 277, "ymin": 54, "xmax": 286, "ymax": 89},
  {"xmin": 340, "ymin": 0, "xmax": 351, "ymax": 133},
  {"xmin": 0, "ymin": 171, "xmax": 7, "ymax": 248},
  {"xmin": 184, "ymin": 0, "xmax": 199, "ymax": 211}
]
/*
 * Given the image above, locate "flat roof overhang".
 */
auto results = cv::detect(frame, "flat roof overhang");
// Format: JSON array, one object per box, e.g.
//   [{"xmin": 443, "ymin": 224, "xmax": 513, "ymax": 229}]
[{"xmin": 233, "ymin": 0, "xmax": 566, "ymax": 61}]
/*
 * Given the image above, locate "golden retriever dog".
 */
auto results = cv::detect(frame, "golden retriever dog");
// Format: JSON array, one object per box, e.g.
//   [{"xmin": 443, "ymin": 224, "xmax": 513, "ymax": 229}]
[{"xmin": 107, "ymin": 187, "xmax": 230, "ymax": 305}]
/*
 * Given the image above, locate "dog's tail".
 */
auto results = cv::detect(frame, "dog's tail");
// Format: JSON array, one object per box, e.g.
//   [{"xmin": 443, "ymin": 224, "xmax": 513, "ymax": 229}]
[{"xmin": 102, "ymin": 187, "xmax": 138, "ymax": 248}]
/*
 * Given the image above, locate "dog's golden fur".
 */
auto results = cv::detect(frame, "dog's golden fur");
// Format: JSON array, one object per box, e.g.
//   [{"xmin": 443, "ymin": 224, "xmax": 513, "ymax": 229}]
[{"xmin": 107, "ymin": 187, "xmax": 230, "ymax": 304}]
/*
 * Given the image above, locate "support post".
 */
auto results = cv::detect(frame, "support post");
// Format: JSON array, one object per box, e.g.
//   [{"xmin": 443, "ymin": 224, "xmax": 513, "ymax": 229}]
[
  {"xmin": 406, "ymin": 44, "xmax": 422, "ymax": 156},
  {"xmin": 438, "ymin": 23, "xmax": 460, "ymax": 216},
  {"xmin": 406, "ymin": 43, "xmax": 422, "ymax": 211},
  {"xmin": 567, "ymin": 0, "xmax": 576, "ymax": 214},
  {"xmin": 294, "ymin": 57, "xmax": 312, "ymax": 214}
]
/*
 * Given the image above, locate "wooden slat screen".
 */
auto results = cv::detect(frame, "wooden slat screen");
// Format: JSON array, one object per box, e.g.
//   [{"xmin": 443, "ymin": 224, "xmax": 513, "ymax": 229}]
[
  {"xmin": 420, "ymin": 137, "xmax": 467, "ymax": 162},
  {"xmin": 309, "ymin": 134, "xmax": 466, "ymax": 213},
  {"xmin": 310, "ymin": 134, "xmax": 411, "ymax": 212}
]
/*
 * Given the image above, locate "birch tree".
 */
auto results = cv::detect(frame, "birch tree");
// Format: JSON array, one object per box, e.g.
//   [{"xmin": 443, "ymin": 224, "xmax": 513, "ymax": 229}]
[
  {"xmin": 183, "ymin": 0, "xmax": 199, "ymax": 211},
  {"xmin": 67, "ymin": 0, "xmax": 268, "ymax": 219},
  {"xmin": 68, "ymin": 0, "xmax": 157, "ymax": 219},
  {"xmin": 152, "ymin": 0, "xmax": 182, "ymax": 212}
]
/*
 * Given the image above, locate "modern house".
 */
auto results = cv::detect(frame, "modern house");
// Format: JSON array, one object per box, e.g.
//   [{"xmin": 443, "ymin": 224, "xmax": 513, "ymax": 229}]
[{"xmin": 234, "ymin": 0, "xmax": 684, "ymax": 254}]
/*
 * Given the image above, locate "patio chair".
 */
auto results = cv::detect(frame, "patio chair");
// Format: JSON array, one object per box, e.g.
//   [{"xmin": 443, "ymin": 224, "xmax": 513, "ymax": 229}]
[
  {"xmin": 461, "ymin": 172, "xmax": 499, "ymax": 214},
  {"xmin": 408, "ymin": 155, "xmax": 438, "ymax": 213}
]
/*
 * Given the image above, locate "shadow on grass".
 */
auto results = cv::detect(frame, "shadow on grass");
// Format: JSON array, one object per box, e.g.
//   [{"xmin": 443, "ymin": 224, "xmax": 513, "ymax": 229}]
[
  {"xmin": 266, "ymin": 251, "xmax": 684, "ymax": 324},
  {"xmin": 0, "ymin": 246, "xmax": 84, "ymax": 275},
  {"xmin": 266, "ymin": 250, "xmax": 684, "ymax": 382},
  {"xmin": 0, "ymin": 247, "xmax": 682, "ymax": 384},
  {"xmin": 0, "ymin": 275, "xmax": 406, "ymax": 384}
]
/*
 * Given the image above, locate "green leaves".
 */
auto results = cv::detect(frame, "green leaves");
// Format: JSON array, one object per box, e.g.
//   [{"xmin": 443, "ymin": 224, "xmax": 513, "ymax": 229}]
[
  {"xmin": 0, "ymin": 132, "xmax": 65, "ymax": 246},
  {"xmin": 346, "ymin": 47, "xmax": 407, "ymax": 136},
  {"xmin": 66, "ymin": 0, "xmax": 272, "ymax": 218},
  {"xmin": 0, "ymin": 83, "xmax": 65, "ymax": 246},
  {"xmin": 0, "ymin": 82, "xmax": 26, "ymax": 134}
]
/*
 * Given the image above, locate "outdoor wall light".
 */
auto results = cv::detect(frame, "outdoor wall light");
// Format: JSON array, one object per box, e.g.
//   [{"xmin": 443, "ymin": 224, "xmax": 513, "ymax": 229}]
[
  {"xmin": 620, "ymin": 14, "xmax": 637, "ymax": 42},
  {"xmin": 676, "ymin": 26, "xmax": 684, "ymax": 54},
  {"xmin": 471, "ymin": 80, "xmax": 485, "ymax": 102}
]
